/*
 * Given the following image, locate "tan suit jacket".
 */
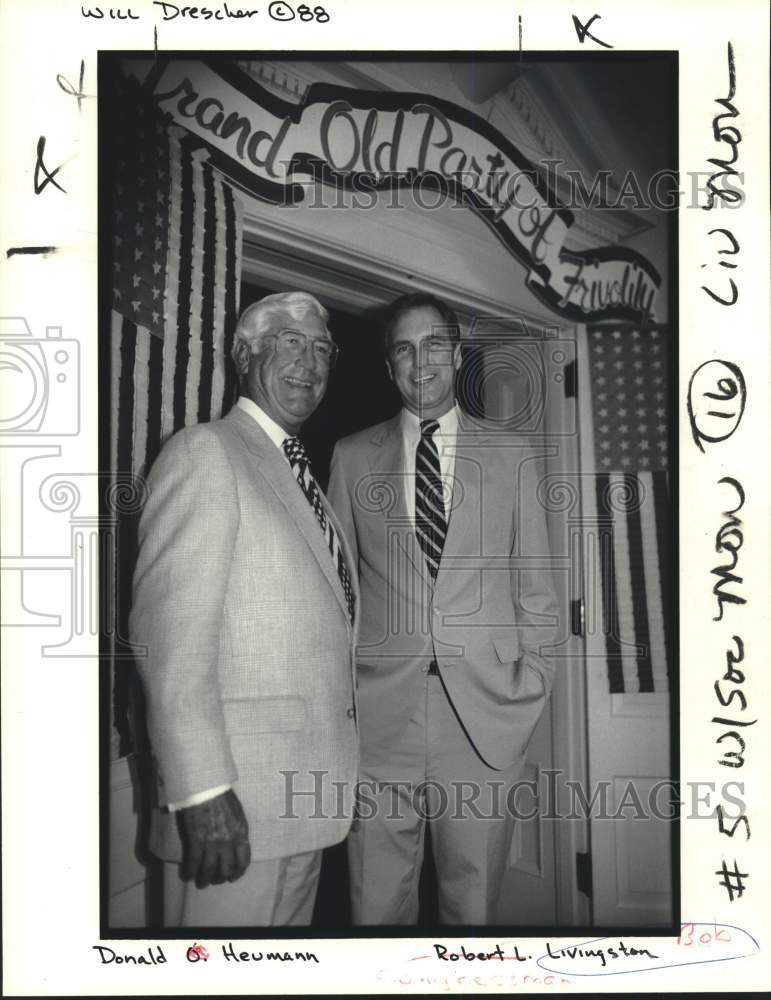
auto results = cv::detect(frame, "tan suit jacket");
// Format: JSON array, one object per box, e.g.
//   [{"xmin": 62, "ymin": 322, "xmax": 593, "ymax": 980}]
[
  {"xmin": 327, "ymin": 410, "xmax": 558, "ymax": 771},
  {"xmin": 130, "ymin": 406, "xmax": 359, "ymax": 862}
]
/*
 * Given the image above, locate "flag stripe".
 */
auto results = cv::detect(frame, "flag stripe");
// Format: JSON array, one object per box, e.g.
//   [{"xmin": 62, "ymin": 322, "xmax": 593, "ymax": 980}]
[
  {"xmin": 110, "ymin": 310, "xmax": 122, "ymax": 480},
  {"xmin": 223, "ymin": 182, "xmax": 238, "ymax": 411},
  {"xmin": 232, "ymin": 192, "xmax": 243, "ymax": 336},
  {"xmin": 109, "ymin": 310, "xmax": 123, "ymax": 670},
  {"xmin": 652, "ymin": 470, "xmax": 673, "ymax": 689},
  {"xmin": 117, "ymin": 317, "xmax": 137, "ymax": 476},
  {"xmin": 625, "ymin": 472, "xmax": 654, "ymax": 692},
  {"xmin": 197, "ymin": 162, "xmax": 217, "ymax": 422},
  {"xmin": 639, "ymin": 470, "xmax": 668, "ymax": 688},
  {"xmin": 173, "ymin": 143, "xmax": 194, "ymax": 433},
  {"xmin": 145, "ymin": 328, "xmax": 164, "ymax": 473},
  {"xmin": 161, "ymin": 134, "xmax": 182, "ymax": 443},
  {"xmin": 608, "ymin": 472, "xmax": 639, "ymax": 693},
  {"xmin": 596, "ymin": 473, "xmax": 624, "ymax": 694},
  {"xmin": 210, "ymin": 177, "xmax": 227, "ymax": 418},
  {"xmin": 184, "ymin": 157, "xmax": 206, "ymax": 428},
  {"xmin": 132, "ymin": 325, "xmax": 151, "ymax": 477}
]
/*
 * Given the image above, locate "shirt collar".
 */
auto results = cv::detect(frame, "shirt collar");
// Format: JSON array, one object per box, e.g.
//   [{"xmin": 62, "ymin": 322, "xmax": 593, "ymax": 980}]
[
  {"xmin": 401, "ymin": 403, "xmax": 459, "ymax": 440},
  {"xmin": 236, "ymin": 396, "xmax": 291, "ymax": 451}
]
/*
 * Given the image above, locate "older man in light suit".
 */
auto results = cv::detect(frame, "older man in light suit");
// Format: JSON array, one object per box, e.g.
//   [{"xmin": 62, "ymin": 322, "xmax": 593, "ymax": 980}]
[
  {"xmin": 131, "ymin": 291, "xmax": 358, "ymax": 927},
  {"xmin": 328, "ymin": 293, "xmax": 558, "ymax": 925}
]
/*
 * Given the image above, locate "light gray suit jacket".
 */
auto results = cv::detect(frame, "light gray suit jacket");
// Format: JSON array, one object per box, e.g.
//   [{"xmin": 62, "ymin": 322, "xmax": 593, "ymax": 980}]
[
  {"xmin": 130, "ymin": 406, "xmax": 359, "ymax": 863},
  {"xmin": 327, "ymin": 411, "xmax": 558, "ymax": 771}
]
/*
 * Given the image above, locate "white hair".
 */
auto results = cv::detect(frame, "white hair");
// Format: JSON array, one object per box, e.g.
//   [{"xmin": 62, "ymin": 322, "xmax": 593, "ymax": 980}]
[{"xmin": 231, "ymin": 291, "xmax": 330, "ymax": 367}]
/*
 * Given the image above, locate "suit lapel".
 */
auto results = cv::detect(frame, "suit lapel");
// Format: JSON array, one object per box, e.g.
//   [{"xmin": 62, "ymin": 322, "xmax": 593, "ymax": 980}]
[
  {"xmin": 225, "ymin": 408, "xmax": 353, "ymax": 625},
  {"xmin": 436, "ymin": 431, "xmax": 481, "ymax": 589},
  {"xmin": 364, "ymin": 414, "xmax": 404, "ymax": 517}
]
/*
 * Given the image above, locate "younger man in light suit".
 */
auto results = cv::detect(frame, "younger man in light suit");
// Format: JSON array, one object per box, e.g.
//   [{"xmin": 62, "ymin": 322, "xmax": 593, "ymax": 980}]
[
  {"xmin": 131, "ymin": 291, "xmax": 358, "ymax": 926},
  {"xmin": 328, "ymin": 293, "xmax": 558, "ymax": 925}
]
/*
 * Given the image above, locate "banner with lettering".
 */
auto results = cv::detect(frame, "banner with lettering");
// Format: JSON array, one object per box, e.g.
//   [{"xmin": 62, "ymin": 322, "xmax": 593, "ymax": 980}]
[{"xmin": 136, "ymin": 57, "xmax": 660, "ymax": 325}]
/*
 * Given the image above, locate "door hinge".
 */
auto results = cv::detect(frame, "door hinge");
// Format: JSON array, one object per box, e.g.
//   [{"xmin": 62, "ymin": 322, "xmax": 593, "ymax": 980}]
[
  {"xmin": 570, "ymin": 598, "xmax": 585, "ymax": 637},
  {"xmin": 563, "ymin": 359, "xmax": 577, "ymax": 399},
  {"xmin": 576, "ymin": 850, "xmax": 593, "ymax": 898}
]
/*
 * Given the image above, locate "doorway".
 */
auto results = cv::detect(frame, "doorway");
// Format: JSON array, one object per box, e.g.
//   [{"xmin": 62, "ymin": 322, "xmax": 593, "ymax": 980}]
[{"xmin": 239, "ymin": 277, "xmax": 589, "ymax": 928}]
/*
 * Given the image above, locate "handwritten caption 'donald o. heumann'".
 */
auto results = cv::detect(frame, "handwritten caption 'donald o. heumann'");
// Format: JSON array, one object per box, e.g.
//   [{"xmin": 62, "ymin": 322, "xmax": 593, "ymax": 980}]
[
  {"xmin": 92, "ymin": 942, "xmax": 321, "ymax": 964},
  {"xmin": 687, "ymin": 39, "xmax": 752, "ymax": 907}
]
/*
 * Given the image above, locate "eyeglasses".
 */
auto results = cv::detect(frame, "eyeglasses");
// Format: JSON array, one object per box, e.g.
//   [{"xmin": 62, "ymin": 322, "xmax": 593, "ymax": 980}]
[
  {"xmin": 269, "ymin": 329, "xmax": 339, "ymax": 368},
  {"xmin": 390, "ymin": 337, "xmax": 456, "ymax": 361}
]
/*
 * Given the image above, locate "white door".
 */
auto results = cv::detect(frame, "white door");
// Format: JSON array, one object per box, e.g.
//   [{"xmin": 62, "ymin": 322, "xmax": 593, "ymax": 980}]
[{"xmin": 469, "ymin": 318, "xmax": 589, "ymax": 927}]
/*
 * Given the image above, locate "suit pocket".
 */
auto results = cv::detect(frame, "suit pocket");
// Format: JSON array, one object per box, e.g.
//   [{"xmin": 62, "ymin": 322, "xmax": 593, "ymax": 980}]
[
  {"xmin": 492, "ymin": 632, "xmax": 521, "ymax": 663},
  {"xmin": 520, "ymin": 657, "xmax": 547, "ymax": 699},
  {"xmin": 223, "ymin": 696, "xmax": 308, "ymax": 735},
  {"xmin": 521, "ymin": 650, "xmax": 555, "ymax": 695}
]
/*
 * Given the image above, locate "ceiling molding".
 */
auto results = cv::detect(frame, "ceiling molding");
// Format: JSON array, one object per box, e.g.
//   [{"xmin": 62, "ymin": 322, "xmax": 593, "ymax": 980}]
[
  {"xmin": 236, "ymin": 60, "xmax": 309, "ymax": 102},
  {"xmin": 494, "ymin": 76, "xmax": 653, "ymax": 245},
  {"xmin": 236, "ymin": 59, "xmax": 395, "ymax": 102},
  {"xmin": 500, "ymin": 76, "xmax": 582, "ymax": 167}
]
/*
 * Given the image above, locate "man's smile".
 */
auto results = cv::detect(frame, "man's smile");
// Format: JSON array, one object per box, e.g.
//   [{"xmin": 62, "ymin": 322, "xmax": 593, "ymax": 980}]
[
  {"xmin": 412, "ymin": 373, "xmax": 437, "ymax": 385},
  {"xmin": 283, "ymin": 375, "xmax": 315, "ymax": 389}
]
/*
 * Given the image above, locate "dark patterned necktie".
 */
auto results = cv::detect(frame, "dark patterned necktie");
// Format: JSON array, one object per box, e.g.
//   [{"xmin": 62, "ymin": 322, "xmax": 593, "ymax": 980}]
[
  {"xmin": 415, "ymin": 418, "xmax": 448, "ymax": 582},
  {"xmin": 282, "ymin": 436, "xmax": 355, "ymax": 621}
]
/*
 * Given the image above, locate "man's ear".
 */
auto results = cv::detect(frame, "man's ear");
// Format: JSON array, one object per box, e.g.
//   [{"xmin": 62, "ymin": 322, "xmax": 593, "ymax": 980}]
[
  {"xmin": 233, "ymin": 338, "xmax": 251, "ymax": 377},
  {"xmin": 452, "ymin": 341, "xmax": 462, "ymax": 371},
  {"xmin": 385, "ymin": 357, "xmax": 394, "ymax": 383}
]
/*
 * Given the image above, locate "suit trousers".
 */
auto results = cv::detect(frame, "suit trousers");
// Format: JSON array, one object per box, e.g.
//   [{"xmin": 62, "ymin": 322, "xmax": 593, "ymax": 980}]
[
  {"xmin": 163, "ymin": 849, "xmax": 322, "ymax": 927},
  {"xmin": 348, "ymin": 671, "xmax": 523, "ymax": 925}
]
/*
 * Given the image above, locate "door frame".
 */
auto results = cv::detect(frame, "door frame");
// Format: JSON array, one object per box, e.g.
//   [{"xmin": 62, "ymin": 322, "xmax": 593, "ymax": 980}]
[{"xmin": 241, "ymin": 214, "xmax": 590, "ymax": 926}]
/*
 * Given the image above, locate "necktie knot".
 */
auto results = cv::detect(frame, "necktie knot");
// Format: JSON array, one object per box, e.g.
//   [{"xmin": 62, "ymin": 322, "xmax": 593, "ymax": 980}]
[
  {"xmin": 282, "ymin": 435, "xmax": 308, "ymax": 467},
  {"xmin": 420, "ymin": 418, "xmax": 440, "ymax": 438}
]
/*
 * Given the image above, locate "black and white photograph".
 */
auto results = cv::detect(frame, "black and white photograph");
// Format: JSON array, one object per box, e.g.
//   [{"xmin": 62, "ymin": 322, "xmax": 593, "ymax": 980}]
[
  {"xmin": 102, "ymin": 51, "xmax": 676, "ymax": 933},
  {"xmin": 2, "ymin": 1, "xmax": 770, "ymax": 994}
]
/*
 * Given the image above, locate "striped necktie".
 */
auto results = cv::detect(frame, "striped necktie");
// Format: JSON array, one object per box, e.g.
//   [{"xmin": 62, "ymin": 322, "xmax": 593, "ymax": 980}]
[
  {"xmin": 415, "ymin": 418, "xmax": 448, "ymax": 583},
  {"xmin": 282, "ymin": 436, "xmax": 355, "ymax": 621}
]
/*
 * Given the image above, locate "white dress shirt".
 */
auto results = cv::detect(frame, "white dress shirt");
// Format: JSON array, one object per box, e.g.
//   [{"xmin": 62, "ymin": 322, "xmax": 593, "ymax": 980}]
[
  {"xmin": 235, "ymin": 394, "xmax": 292, "ymax": 450},
  {"xmin": 168, "ymin": 397, "xmax": 294, "ymax": 812},
  {"xmin": 401, "ymin": 404, "xmax": 459, "ymax": 527}
]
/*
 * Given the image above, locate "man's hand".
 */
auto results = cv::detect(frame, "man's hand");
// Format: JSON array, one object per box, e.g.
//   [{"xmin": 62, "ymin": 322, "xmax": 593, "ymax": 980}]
[{"xmin": 177, "ymin": 790, "xmax": 251, "ymax": 889}]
